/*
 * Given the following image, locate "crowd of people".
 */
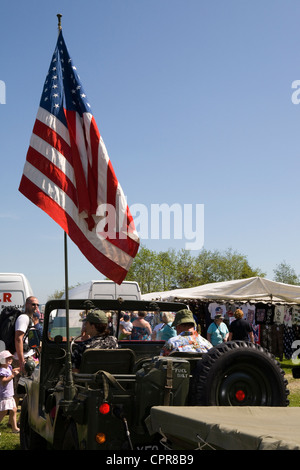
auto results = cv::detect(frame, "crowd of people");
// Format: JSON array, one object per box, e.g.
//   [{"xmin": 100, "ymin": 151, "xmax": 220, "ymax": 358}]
[{"xmin": 69, "ymin": 307, "xmax": 215, "ymax": 367}]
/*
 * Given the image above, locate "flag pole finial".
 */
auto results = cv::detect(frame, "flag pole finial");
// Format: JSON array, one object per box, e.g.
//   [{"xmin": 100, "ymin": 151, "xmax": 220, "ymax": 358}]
[{"xmin": 57, "ymin": 13, "xmax": 62, "ymax": 31}]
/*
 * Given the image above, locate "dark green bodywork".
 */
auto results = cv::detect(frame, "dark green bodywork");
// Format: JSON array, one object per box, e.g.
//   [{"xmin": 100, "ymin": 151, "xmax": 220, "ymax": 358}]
[{"xmin": 19, "ymin": 298, "xmax": 196, "ymax": 450}]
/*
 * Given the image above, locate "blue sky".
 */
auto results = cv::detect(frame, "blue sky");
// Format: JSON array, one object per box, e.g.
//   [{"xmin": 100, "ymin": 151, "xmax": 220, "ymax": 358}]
[{"xmin": 1, "ymin": 0, "xmax": 300, "ymax": 303}]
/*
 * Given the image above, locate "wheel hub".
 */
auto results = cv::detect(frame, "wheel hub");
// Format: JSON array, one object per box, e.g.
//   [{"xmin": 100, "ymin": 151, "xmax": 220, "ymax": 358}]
[{"xmin": 218, "ymin": 369, "xmax": 270, "ymax": 406}]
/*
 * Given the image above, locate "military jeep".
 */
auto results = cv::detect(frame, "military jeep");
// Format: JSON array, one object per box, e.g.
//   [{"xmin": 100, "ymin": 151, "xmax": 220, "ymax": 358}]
[{"xmin": 19, "ymin": 298, "xmax": 289, "ymax": 450}]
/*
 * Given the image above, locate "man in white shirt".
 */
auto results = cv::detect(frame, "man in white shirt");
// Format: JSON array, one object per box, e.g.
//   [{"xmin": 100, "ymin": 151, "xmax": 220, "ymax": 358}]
[{"xmin": 14, "ymin": 296, "xmax": 39, "ymax": 373}]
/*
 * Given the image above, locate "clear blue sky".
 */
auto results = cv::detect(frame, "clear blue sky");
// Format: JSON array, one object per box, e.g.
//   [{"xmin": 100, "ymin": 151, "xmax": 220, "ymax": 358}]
[{"xmin": 1, "ymin": 0, "xmax": 300, "ymax": 303}]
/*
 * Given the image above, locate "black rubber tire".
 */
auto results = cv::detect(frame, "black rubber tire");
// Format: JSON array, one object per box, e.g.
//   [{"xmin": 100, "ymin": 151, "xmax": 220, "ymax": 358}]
[
  {"xmin": 19, "ymin": 395, "xmax": 48, "ymax": 450},
  {"xmin": 191, "ymin": 341, "xmax": 289, "ymax": 406}
]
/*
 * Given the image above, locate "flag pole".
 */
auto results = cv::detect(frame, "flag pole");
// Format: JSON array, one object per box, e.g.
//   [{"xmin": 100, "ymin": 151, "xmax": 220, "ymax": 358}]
[
  {"xmin": 56, "ymin": 13, "xmax": 76, "ymax": 403},
  {"xmin": 57, "ymin": 13, "xmax": 62, "ymax": 31},
  {"xmin": 63, "ymin": 230, "xmax": 75, "ymax": 402}
]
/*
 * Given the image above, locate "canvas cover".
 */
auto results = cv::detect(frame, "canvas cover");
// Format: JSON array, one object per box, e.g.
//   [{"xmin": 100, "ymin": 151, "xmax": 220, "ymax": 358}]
[
  {"xmin": 147, "ymin": 406, "xmax": 300, "ymax": 450},
  {"xmin": 141, "ymin": 277, "xmax": 300, "ymax": 304}
]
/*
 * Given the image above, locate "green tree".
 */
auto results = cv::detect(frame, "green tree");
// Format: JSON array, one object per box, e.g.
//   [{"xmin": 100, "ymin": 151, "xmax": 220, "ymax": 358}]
[
  {"xmin": 127, "ymin": 246, "xmax": 265, "ymax": 294},
  {"xmin": 126, "ymin": 245, "xmax": 158, "ymax": 293},
  {"xmin": 213, "ymin": 248, "xmax": 265, "ymax": 282},
  {"xmin": 156, "ymin": 248, "xmax": 177, "ymax": 291},
  {"xmin": 175, "ymin": 249, "xmax": 199, "ymax": 288},
  {"xmin": 194, "ymin": 249, "xmax": 222, "ymax": 284},
  {"xmin": 47, "ymin": 283, "xmax": 81, "ymax": 301},
  {"xmin": 193, "ymin": 248, "xmax": 264, "ymax": 285},
  {"xmin": 273, "ymin": 261, "xmax": 299, "ymax": 285},
  {"xmin": 47, "ymin": 288, "xmax": 65, "ymax": 300}
]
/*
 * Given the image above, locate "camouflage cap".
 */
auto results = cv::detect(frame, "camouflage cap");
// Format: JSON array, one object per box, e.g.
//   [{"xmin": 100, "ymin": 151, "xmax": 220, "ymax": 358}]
[
  {"xmin": 172, "ymin": 309, "xmax": 195, "ymax": 328},
  {"xmin": 86, "ymin": 309, "xmax": 108, "ymax": 324}
]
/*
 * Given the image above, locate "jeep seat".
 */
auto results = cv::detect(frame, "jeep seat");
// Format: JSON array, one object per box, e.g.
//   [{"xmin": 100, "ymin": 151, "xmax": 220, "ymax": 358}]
[{"xmin": 79, "ymin": 348, "xmax": 136, "ymax": 374}]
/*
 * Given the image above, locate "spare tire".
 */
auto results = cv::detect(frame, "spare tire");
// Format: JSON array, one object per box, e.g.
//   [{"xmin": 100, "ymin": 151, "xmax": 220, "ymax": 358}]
[{"xmin": 191, "ymin": 341, "xmax": 289, "ymax": 406}]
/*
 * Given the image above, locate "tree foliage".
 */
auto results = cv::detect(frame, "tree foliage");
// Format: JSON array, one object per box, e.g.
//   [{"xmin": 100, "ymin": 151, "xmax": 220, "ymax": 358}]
[
  {"xmin": 48, "ymin": 251, "xmax": 300, "ymax": 299},
  {"xmin": 273, "ymin": 261, "xmax": 300, "ymax": 285},
  {"xmin": 47, "ymin": 283, "xmax": 80, "ymax": 301},
  {"xmin": 126, "ymin": 246, "xmax": 265, "ymax": 294}
]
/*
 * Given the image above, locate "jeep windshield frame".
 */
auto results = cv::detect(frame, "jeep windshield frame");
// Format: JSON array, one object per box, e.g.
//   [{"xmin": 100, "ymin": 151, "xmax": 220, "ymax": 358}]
[{"xmin": 44, "ymin": 298, "xmax": 187, "ymax": 344}]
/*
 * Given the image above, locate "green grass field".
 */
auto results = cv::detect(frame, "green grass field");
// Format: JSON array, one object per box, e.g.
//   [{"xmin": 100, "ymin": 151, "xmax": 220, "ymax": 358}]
[
  {"xmin": 280, "ymin": 358, "xmax": 300, "ymax": 407},
  {"xmin": 0, "ymin": 415, "xmax": 20, "ymax": 450}
]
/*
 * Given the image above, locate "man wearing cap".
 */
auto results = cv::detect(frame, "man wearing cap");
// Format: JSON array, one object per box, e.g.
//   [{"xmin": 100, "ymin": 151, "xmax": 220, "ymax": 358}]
[
  {"xmin": 71, "ymin": 309, "xmax": 118, "ymax": 372},
  {"xmin": 207, "ymin": 312, "xmax": 229, "ymax": 346},
  {"xmin": 160, "ymin": 309, "xmax": 212, "ymax": 356}
]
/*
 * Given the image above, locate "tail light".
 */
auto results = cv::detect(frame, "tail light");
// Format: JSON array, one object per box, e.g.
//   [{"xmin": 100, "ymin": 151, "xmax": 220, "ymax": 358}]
[
  {"xmin": 95, "ymin": 432, "xmax": 106, "ymax": 444},
  {"xmin": 99, "ymin": 402, "xmax": 111, "ymax": 415}
]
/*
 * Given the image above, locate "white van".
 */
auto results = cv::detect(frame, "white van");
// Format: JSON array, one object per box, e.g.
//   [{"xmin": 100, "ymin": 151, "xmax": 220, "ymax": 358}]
[
  {"xmin": 0, "ymin": 273, "xmax": 33, "ymax": 311},
  {"xmin": 50, "ymin": 280, "xmax": 141, "ymax": 338},
  {"xmin": 63, "ymin": 280, "xmax": 141, "ymax": 301}
]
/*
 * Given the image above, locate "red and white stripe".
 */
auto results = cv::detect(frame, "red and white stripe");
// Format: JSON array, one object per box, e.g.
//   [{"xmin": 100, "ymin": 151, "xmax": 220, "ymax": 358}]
[{"xmin": 19, "ymin": 106, "xmax": 140, "ymax": 284}]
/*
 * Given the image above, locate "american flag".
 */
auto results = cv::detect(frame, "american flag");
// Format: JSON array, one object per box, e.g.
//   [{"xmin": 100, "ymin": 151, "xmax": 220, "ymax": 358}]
[{"xmin": 19, "ymin": 31, "xmax": 139, "ymax": 284}]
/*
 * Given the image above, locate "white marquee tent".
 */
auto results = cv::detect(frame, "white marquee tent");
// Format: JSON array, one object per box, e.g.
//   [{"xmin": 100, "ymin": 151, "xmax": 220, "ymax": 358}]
[{"xmin": 141, "ymin": 277, "xmax": 300, "ymax": 304}]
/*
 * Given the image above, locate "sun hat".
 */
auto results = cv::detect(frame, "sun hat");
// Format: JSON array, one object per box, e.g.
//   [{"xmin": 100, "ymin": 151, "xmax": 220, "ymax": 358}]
[
  {"xmin": 0, "ymin": 350, "xmax": 13, "ymax": 364},
  {"xmin": 172, "ymin": 309, "xmax": 196, "ymax": 328},
  {"xmin": 215, "ymin": 313, "xmax": 224, "ymax": 320}
]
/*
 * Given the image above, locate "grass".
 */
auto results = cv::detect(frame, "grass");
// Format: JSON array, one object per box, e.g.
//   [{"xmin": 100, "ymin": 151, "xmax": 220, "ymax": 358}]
[
  {"xmin": 279, "ymin": 358, "xmax": 300, "ymax": 407},
  {"xmin": 0, "ymin": 414, "xmax": 21, "ymax": 451},
  {"xmin": 0, "ymin": 358, "xmax": 299, "ymax": 450}
]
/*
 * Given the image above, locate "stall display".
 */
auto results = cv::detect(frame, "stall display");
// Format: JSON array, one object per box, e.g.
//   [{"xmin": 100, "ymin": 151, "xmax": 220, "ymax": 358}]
[{"xmin": 142, "ymin": 277, "xmax": 300, "ymax": 361}]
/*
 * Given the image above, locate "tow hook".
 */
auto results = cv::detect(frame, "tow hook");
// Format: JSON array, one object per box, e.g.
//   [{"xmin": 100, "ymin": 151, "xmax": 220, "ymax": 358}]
[{"xmin": 113, "ymin": 405, "xmax": 133, "ymax": 450}]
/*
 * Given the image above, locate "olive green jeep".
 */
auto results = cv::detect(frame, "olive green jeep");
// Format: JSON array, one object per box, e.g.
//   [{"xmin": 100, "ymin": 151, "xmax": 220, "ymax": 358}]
[{"xmin": 19, "ymin": 298, "xmax": 289, "ymax": 450}]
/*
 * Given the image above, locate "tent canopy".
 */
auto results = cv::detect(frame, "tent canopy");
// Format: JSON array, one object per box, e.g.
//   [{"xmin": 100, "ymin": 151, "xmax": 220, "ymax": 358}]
[{"xmin": 141, "ymin": 277, "xmax": 300, "ymax": 304}]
